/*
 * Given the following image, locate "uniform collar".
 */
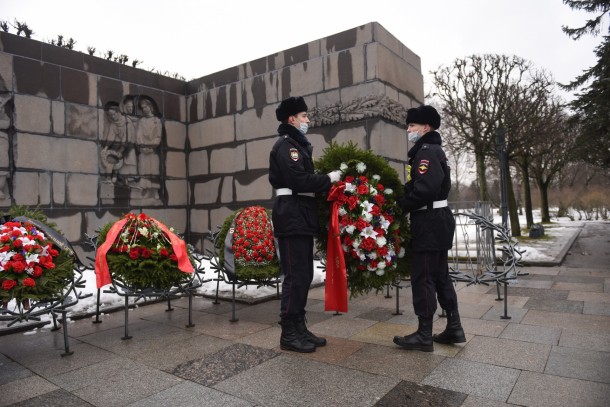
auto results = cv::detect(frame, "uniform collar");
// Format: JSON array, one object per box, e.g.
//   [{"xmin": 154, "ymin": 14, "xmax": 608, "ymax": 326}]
[{"xmin": 278, "ymin": 123, "xmax": 311, "ymax": 147}]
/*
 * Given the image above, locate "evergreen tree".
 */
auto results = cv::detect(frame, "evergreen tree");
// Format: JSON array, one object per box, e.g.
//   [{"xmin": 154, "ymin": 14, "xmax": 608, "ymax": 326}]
[{"xmin": 561, "ymin": 0, "xmax": 610, "ymax": 168}]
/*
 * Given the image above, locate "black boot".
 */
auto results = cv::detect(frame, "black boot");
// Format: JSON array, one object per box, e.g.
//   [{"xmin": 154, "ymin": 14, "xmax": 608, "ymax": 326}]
[
  {"xmin": 393, "ymin": 317, "xmax": 433, "ymax": 352},
  {"xmin": 279, "ymin": 318, "xmax": 316, "ymax": 353},
  {"xmin": 433, "ymin": 310, "xmax": 466, "ymax": 344},
  {"xmin": 295, "ymin": 313, "xmax": 327, "ymax": 347}
]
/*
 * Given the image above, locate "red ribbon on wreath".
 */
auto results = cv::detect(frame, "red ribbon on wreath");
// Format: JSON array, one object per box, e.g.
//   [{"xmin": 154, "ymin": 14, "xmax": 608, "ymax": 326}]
[
  {"xmin": 325, "ymin": 183, "xmax": 348, "ymax": 312},
  {"xmin": 95, "ymin": 216, "xmax": 193, "ymax": 289}
]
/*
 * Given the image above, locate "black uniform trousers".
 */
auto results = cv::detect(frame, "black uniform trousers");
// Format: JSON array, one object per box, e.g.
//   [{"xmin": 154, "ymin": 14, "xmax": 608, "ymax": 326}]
[
  {"xmin": 410, "ymin": 249, "xmax": 458, "ymax": 319},
  {"xmin": 277, "ymin": 235, "xmax": 314, "ymax": 319}
]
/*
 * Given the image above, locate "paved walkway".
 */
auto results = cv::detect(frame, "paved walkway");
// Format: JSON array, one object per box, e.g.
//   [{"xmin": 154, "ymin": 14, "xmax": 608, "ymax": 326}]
[{"xmin": 1, "ymin": 222, "xmax": 609, "ymax": 406}]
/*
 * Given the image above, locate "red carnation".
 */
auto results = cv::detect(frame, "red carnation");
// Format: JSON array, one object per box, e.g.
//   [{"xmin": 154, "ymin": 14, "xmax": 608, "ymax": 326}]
[
  {"xmin": 141, "ymin": 248, "xmax": 151, "ymax": 258},
  {"xmin": 170, "ymin": 254, "xmax": 178, "ymax": 262},
  {"xmin": 32, "ymin": 266, "xmax": 43, "ymax": 277},
  {"xmin": 159, "ymin": 248, "xmax": 169, "ymax": 257},
  {"xmin": 2, "ymin": 279, "xmax": 17, "ymax": 291},
  {"xmin": 22, "ymin": 277, "xmax": 36, "ymax": 287},
  {"xmin": 374, "ymin": 194, "xmax": 385, "ymax": 205},
  {"xmin": 355, "ymin": 218, "xmax": 368, "ymax": 231},
  {"xmin": 11, "ymin": 261, "xmax": 26, "ymax": 273},
  {"xmin": 357, "ymin": 184, "xmax": 369, "ymax": 195},
  {"xmin": 377, "ymin": 183, "xmax": 385, "ymax": 192},
  {"xmin": 12, "ymin": 238, "xmax": 23, "ymax": 248},
  {"xmin": 129, "ymin": 248, "xmax": 140, "ymax": 259}
]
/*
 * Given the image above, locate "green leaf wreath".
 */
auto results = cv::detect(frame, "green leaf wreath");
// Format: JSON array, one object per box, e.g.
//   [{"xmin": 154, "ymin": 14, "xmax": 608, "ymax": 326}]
[
  {"xmin": 315, "ymin": 142, "xmax": 411, "ymax": 297},
  {"xmin": 97, "ymin": 213, "xmax": 194, "ymax": 290},
  {"xmin": 1, "ymin": 206, "xmax": 75, "ymax": 302},
  {"xmin": 215, "ymin": 206, "xmax": 280, "ymax": 282}
]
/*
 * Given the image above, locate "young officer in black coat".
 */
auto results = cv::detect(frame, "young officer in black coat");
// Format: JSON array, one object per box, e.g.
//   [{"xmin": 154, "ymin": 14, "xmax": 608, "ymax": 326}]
[
  {"xmin": 394, "ymin": 105, "xmax": 465, "ymax": 352},
  {"xmin": 269, "ymin": 96, "xmax": 342, "ymax": 353}
]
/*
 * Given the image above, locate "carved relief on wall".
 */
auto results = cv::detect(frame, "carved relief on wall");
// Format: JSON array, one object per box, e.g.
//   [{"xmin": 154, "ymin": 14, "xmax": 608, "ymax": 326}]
[
  {"xmin": 0, "ymin": 90, "xmax": 13, "ymax": 201},
  {"xmin": 100, "ymin": 95, "xmax": 163, "ymax": 201},
  {"xmin": 308, "ymin": 95, "xmax": 408, "ymax": 128}
]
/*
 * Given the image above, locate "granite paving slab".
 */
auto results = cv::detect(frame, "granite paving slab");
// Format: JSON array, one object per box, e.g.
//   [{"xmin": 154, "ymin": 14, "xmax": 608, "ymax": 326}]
[
  {"xmin": 489, "ymin": 286, "xmax": 569, "ymax": 300},
  {"xmin": 519, "ymin": 266, "xmax": 560, "ymax": 276},
  {"xmin": 235, "ymin": 326, "xmax": 281, "ymax": 349},
  {"xmin": 183, "ymin": 312, "xmax": 271, "ymax": 340},
  {"xmin": 213, "ymin": 354, "xmax": 400, "ymax": 407},
  {"xmin": 308, "ymin": 314, "xmax": 378, "ymax": 339},
  {"xmin": 552, "ymin": 281, "xmax": 603, "ymax": 292},
  {"xmin": 480, "ymin": 293, "xmax": 530, "ymax": 308},
  {"xmin": 552, "ymin": 275, "xmax": 606, "ymax": 284},
  {"xmin": 351, "ymin": 321, "xmax": 416, "ymax": 347},
  {"xmin": 481, "ymin": 305, "xmax": 528, "ymax": 323},
  {"xmin": 8, "ymin": 388, "xmax": 94, "ymax": 407},
  {"xmin": 47, "ymin": 356, "xmax": 182, "ymax": 405},
  {"xmin": 0, "ymin": 353, "xmax": 33, "ymax": 385},
  {"xmin": 0, "ymin": 375, "xmax": 59, "ymax": 406},
  {"xmin": 122, "ymin": 332, "xmax": 232, "ymax": 371},
  {"xmin": 357, "ymin": 307, "xmax": 400, "ymax": 322},
  {"xmin": 0, "ymin": 339, "xmax": 115, "ymax": 378},
  {"xmin": 506, "ymin": 279, "xmax": 554, "ymax": 289},
  {"xmin": 449, "ymin": 303, "xmax": 492, "ymax": 319},
  {"xmin": 456, "ymin": 336, "xmax": 550, "ymax": 372},
  {"xmin": 373, "ymin": 380, "xmax": 467, "ymax": 407},
  {"xmin": 559, "ymin": 329, "xmax": 610, "ymax": 352},
  {"xmin": 76, "ymin": 319, "xmax": 199, "ymax": 355},
  {"xmin": 339, "ymin": 343, "xmax": 445, "ymax": 383},
  {"xmin": 126, "ymin": 380, "xmax": 254, "ymax": 407},
  {"xmin": 521, "ymin": 310, "xmax": 610, "ymax": 334},
  {"xmin": 508, "ymin": 370, "xmax": 610, "ymax": 407},
  {"xmin": 66, "ymin": 311, "xmax": 139, "ymax": 338},
  {"xmin": 460, "ymin": 394, "xmax": 518, "ymax": 406},
  {"xmin": 460, "ymin": 317, "xmax": 509, "ymax": 337},
  {"xmin": 170, "ymin": 343, "xmax": 279, "ymax": 387},
  {"xmin": 219, "ymin": 299, "xmax": 281, "ymax": 324},
  {"xmin": 545, "ymin": 345, "xmax": 610, "ymax": 383},
  {"xmin": 498, "ymin": 322, "xmax": 561, "ymax": 345},
  {"xmin": 454, "ymin": 292, "xmax": 492, "ymax": 305},
  {"xmin": 194, "ymin": 299, "xmax": 247, "ymax": 315},
  {"xmin": 583, "ymin": 301, "xmax": 610, "ymax": 316},
  {"xmin": 567, "ymin": 291, "xmax": 610, "ymax": 303},
  {"xmin": 286, "ymin": 336, "xmax": 365, "ymax": 364},
  {"xmin": 421, "ymin": 359, "xmax": 520, "ymax": 401},
  {"xmin": 523, "ymin": 298, "xmax": 584, "ymax": 314}
]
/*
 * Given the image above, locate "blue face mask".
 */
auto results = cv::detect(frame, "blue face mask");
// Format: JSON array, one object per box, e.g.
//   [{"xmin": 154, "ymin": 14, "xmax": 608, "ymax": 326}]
[
  {"xmin": 299, "ymin": 122, "xmax": 308, "ymax": 135},
  {"xmin": 408, "ymin": 131, "xmax": 421, "ymax": 143}
]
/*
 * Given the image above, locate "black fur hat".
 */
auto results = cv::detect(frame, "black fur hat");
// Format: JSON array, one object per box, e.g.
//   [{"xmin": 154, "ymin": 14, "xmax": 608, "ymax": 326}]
[
  {"xmin": 406, "ymin": 105, "xmax": 441, "ymax": 129},
  {"xmin": 276, "ymin": 96, "xmax": 308, "ymax": 122}
]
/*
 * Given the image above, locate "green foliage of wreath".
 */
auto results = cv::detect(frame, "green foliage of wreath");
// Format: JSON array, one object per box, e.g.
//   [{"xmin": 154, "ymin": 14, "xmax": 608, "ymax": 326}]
[
  {"xmin": 1, "ymin": 206, "xmax": 75, "ymax": 302},
  {"xmin": 97, "ymin": 219, "xmax": 193, "ymax": 290},
  {"xmin": 315, "ymin": 142, "xmax": 411, "ymax": 297},
  {"xmin": 215, "ymin": 208, "xmax": 280, "ymax": 282}
]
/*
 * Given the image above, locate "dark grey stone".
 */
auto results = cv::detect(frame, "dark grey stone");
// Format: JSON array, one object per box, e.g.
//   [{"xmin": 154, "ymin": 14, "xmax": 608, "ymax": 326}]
[
  {"xmin": 374, "ymin": 381, "xmax": 467, "ymax": 407},
  {"xmin": 490, "ymin": 286, "xmax": 569, "ymax": 300},
  {"xmin": 545, "ymin": 346, "xmax": 610, "ymax": 383},
  {"xmin": 171, "ymin": 343, "xmax": 279, "ymax": 386},
  {"xmin": 524, "ymin": 298, "xmax": 584, "ymax": 314},
  {"xmin": 355, "ymin": 307, "xmax": 396, "ymax": 322},
  {"xmin": 0, "ymin": 353, "xmax": 32, "ymax": 385},
  {"xmin": 9, "ymin": 389, "xmax": 94, "ymax": 406}
]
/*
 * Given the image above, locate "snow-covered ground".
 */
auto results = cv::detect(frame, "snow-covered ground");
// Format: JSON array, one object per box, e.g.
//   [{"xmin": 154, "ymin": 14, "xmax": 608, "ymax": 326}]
[{"xmin": 1, "ymin": 210, "xmax": 589, "ymax": 327}]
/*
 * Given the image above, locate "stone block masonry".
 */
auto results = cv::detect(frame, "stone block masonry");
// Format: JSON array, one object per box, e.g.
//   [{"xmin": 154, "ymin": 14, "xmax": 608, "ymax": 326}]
[{"xmin": 0, "ymin": 22, "xmax": 423, "ymax": 256}]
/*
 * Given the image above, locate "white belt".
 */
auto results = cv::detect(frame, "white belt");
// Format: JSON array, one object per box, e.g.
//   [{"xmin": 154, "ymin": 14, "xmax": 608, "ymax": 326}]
[
  {"xmin": 415, "ymin": 200, "xmax": 448, "ymax": 211},
  {"xmin": 276, "ymin": 188, "xmax": 315, "ymax": 198}
]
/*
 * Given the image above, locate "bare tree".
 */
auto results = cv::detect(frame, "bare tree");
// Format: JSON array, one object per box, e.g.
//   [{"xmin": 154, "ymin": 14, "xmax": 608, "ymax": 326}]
[{"xmin": 431, "ymin": 54, "xmax": 534, "ymax": 202}]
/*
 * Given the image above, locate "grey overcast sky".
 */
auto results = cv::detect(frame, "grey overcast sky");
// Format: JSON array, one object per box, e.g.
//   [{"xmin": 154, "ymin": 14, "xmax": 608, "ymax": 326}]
[{"xmin": 2, "ymin": 0, "xmax": 608, "ymax": 100}]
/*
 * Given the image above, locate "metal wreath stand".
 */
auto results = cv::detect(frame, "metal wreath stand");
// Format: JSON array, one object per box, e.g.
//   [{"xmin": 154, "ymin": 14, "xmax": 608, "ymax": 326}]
[
  {"xmin": 1, "ymin": 217, "xmax": 91, "ymax": 356},
  {"xmin": 87, "ymin": 234, "xmax": 210, "ymax": 340},
  {"xmin": 387, "ymin": 210, "xmax": 526, "ymax": 319},
  {"xmin": 205, "ymin": 228, "xmax": 280, "ymax": 322}
]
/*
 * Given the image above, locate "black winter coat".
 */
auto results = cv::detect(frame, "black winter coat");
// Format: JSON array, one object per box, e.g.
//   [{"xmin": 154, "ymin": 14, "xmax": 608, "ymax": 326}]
[
  {"xmin": 268, "ymin": 123, "xmax": 331, "ymax": 237},
  {"xmin": 399, "ymin": 131, "xmax": 455, "ymax": 252}
]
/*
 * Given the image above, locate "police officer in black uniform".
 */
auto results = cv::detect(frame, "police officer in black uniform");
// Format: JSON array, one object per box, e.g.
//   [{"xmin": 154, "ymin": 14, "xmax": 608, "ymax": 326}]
[
  {"xmin": 269, "ymin": 96, "xmax": 342, "ymax": 353},
  {"xmin": 393, "ymin": 105, "xmax": 465, "ymax": 352}
]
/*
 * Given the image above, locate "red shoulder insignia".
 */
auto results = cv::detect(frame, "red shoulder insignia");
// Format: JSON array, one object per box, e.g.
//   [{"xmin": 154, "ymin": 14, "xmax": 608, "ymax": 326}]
[{"xmin": 418, "ymin": 159, "xmax": 429, "ymax": 175}]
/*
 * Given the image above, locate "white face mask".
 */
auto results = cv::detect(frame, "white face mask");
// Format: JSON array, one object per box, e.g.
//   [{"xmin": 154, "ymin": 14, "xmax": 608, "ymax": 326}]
[
  {"xmin": 299, "ymin": 122, "xmax": 308, "ymax": 135},
  {"xmin": 408, "ymin": 131, "xmax": 421, "ymax": 143}
]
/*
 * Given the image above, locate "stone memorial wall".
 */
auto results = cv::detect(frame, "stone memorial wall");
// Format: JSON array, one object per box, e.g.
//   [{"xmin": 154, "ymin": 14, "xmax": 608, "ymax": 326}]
[{"xmin": 0, "ymin": 22, "xmax": 423, "ymax": 256}]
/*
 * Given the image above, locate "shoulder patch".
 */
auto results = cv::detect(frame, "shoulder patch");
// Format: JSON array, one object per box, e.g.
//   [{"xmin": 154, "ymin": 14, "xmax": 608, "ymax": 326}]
[
  {"xmin": 289, "ymin": 148, "xmax": 300, "ymax": 161},
  {"xmin": 418, "ymin": 159, "xmax": 429, "ymax": 175}
]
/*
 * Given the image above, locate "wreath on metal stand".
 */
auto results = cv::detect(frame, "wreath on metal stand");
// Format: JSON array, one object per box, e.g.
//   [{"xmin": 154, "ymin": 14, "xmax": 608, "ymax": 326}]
[
  {"xmin": 0, "ymin": 207, "xmax": 91, "ymax": 355},
  {"xmin": 205, "ymin": 206, "xmax": 281, "ymax": 322},
  {"xmin": 90, "ymin": 213, "xmax": 209, "ymax": 339}
]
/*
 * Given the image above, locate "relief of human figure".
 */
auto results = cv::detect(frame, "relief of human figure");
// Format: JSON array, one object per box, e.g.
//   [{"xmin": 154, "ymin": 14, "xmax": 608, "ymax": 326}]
[
  {"xmin": 100, "ymin": 104, "xmax": 128, "ymax": 183},
  {"xmin": 135, "ymin": 98, "xmax": 162, "ymax": 199}
]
